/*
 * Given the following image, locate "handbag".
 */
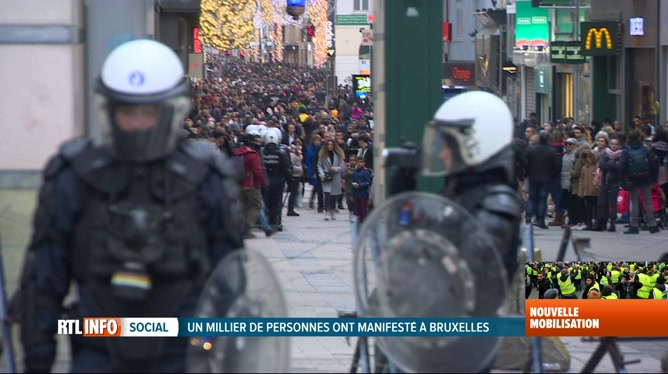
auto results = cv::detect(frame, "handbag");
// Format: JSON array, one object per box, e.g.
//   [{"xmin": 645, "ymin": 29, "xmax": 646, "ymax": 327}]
[
  {"xmin": 592, "ymin": 168, "xmax": 603, "ymax": 187},
  {"xmin": 324, "ymin": 170, "xmax": 335, "ymax": 182}
]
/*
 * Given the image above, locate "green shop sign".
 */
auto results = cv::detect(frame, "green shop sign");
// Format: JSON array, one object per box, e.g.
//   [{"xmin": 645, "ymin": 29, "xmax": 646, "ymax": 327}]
[
  {"xmin": 515, "ymin": 1, "xmax": 549, "ymax": 49},
  {"xmin": 580, "ymin": 22, "xmax": 619, "ymax": 56},
  {"xmin": 336, "ymin": 14, "xmax": 369, "ymax": 26},
  {"xmin": 550, "ymin": 41, "xmax": 585, "ymax": 64}
]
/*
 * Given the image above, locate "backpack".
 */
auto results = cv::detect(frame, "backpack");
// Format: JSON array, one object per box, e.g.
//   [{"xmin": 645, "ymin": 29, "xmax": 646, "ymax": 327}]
[{"xmin": 627, "ymin": 147, "xmax": 649, "ymax": 179}]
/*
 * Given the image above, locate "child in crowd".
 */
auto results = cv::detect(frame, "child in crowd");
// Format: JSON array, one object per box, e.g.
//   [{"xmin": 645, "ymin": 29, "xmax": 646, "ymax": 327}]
[{"xmin": 352, "ymin": 156, "xmax": 373, "ymax": 223}]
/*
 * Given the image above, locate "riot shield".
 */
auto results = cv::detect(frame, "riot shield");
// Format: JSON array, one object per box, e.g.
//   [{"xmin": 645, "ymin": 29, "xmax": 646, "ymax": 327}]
[
  {"xmin": 186, "ymin": 249, "xmax": 289, "ymax": 373},
  {"xmin": 353, "ymin": 192, "xmax": 509, "ymax": 373}
]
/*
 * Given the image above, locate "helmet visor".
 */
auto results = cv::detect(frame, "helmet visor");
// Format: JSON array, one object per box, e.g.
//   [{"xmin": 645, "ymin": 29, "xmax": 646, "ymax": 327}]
[
  {"xmin": 421, "ymin": 121, "xmax": 472, "ymax": 177},
  {"xmin": 97, "ymin": 94, "xmax": 191, "ymax": 161}
]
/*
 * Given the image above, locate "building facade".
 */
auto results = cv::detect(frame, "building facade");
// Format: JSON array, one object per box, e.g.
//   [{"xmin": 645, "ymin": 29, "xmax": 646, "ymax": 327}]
[{"xmin": 334, "ymin": 0, "xmax": 374, "ymax": 86}]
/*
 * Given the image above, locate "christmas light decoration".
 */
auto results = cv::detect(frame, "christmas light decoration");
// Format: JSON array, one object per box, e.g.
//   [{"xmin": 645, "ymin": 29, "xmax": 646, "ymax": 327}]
[
  {"xmin": 308, "ymin": 0, "xmax": 327, "ymax": 67},
  {"xmin": 200, "ymin": 0, "xmax": 256, "ymax": 52}
]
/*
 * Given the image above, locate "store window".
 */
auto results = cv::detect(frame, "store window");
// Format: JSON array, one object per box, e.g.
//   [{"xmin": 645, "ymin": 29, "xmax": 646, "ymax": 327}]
[{"xmin": 354, "ymin": 0, "xmax": 369, "ymax": 11}]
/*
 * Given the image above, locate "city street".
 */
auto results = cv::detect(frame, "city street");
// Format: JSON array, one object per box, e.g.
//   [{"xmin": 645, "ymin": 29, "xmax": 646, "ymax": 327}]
[{"xmin": 1, "ymin": 186, "xmax": 667, "ymax": 372}]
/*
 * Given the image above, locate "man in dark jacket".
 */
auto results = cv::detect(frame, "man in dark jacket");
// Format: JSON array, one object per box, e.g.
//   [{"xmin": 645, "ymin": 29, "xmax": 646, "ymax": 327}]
[
  {"xmin": 618, "ymin": 129, "xmax": 659, "ymax": 234},
  {"xmin": 526, "ymin": 130, "xmax": 562, "ymax": 228},
  {"xmin": 537, "ymin": 272, "xmax": 553, "ymax": 299}
]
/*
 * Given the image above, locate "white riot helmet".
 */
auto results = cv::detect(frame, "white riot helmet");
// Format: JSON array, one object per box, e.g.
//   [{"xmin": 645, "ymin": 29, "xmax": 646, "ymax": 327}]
[
  {"xmin": 421, "ymin": 91, "xmax": 513, "ymax": 177},
  {"xmin": 257, "ymin": 124, "xmax": 268, "ymax": 138},
  {"xmin": 264, "ymin": 127, "xmax": 282, "ymax": 146},
  {"xmin": 95, "ymin": 39, "xmax": 191, "ymax": 161},
  {"xmin": 245, "ymin": 124, "xmax": 260, "ymax": 135}
]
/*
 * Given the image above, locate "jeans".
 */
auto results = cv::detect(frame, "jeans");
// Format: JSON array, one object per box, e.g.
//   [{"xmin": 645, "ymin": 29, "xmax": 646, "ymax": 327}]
[
  {"xmin": 310, "ymin": 181, "xmax": 324, "ymax": 210},
  {"xmin": 545, "ymin": 179, "xmax": 563, "ymax": 214},
  {"xmin": 597, "ymin": 182, "xmax": 620, "ymax": 225},
  {"xmin": 630, "ymin": 184, "xmax": 656, "ymax": 228},
  {"xmin": 528, "ymin": 182, "xmax": 548, "ymax": 221}
]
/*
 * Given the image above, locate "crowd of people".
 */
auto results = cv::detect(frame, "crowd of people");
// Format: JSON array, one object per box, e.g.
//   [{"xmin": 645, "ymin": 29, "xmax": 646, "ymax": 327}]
[
  {"xmin": 516, "ymin": 113, "xmax": 668, "ymax": 234},
  {"xmin": 526, "ymin": 261, "xmax": 668, "ymax": 299},
  {"xmin": 181, "ymin": 60, "xmax": 376, "ymax": 237}
]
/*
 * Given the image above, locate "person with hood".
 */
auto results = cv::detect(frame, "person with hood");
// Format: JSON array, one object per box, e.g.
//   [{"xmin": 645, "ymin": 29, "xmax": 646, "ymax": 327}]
[
  {"xmin": 619, "ymin": 129, "xmax": 659, "ymax": 234},
  {"xmin": 235, "ymin": 130, "xmax": 269, "ymax": 238},
  {"xmin": 582, "ymin": 274, "xmax": 600, "ymax": 299},
  {"xmin": 569, "ymin": 142, "xmax": 594, "ymax": 230},
  {"xmin": 596, "ymin": 136, "xmax": 622, "ymax": 231},
  {"xmin": 526, "ymin": 130, "xmax": 562, "ymax": 229},
  {"xmin": 601, "ymin": 285, "xmax": 619, "ymax": 299},
  {"xmin": 574, "ymin": 147, "xmax": 600, "ymax": 230}
]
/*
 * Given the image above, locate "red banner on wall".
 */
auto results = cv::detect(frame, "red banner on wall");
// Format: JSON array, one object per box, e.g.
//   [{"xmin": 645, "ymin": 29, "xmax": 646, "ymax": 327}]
[{"xmin": 443, "ymin": 22, "xmax": 451, "ymax": 43}]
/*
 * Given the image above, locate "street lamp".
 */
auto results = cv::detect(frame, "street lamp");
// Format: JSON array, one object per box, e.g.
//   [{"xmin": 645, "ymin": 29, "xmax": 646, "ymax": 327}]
[{"xmin": 286, "ymin": 0, "xmax": 305, "ymax": 20}]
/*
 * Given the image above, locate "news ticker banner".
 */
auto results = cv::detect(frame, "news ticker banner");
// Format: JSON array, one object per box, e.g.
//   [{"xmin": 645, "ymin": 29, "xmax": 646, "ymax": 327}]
[
  {"xmin": 57, "ymin": 301, "xmax": 668, "ymax": 338},
  {"xmin": 58, "ymin": 317, "xmax": 525, "ymax": 337},
  {"xmin": 525, "ymin": 299, "xmax": 668, "ymax": 337}
]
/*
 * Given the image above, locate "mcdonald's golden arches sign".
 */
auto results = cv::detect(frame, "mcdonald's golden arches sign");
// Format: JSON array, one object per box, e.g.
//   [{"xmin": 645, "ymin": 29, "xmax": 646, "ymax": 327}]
[{"xmin": 580, "ymin": 22, "xmax": 619, "ymax": 56}]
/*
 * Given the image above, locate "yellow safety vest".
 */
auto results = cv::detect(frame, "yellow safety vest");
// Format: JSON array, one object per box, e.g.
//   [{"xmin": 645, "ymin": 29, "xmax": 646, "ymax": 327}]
[
  {"xmin": 607, "ymin": 263, "xmax": 613, "ymax": 273},
  {"xmin": 574, "ymin": 270, "xmax": 582, "ymax": 280},
  {"xmin": 589, "ymin": 281, "xmax": 600, "ymax": 295},
  {"xmin": 558, "ymin": 274, "xmax": 576, "ymax": 296},
  {"xmin": 650, "ymin": 273, "xmax": 659, "ymax": 289},
  {"xmin": 600, "ymin": 275, "xmax": 609, "ymax": 286},
  {"xmin": 637, "ymin": 274, "xmax": 652, "ymax": 299},
  {"xmin": 610, "ymin": 270, "xmax": 620, "ymax": 284},
  {"xmin": 602, "ymin": 293, "xmax": 618, "ymax": 300},
  {"xmin": 650, "ymin": 288, "xmax": 662, "ymax": 299}
]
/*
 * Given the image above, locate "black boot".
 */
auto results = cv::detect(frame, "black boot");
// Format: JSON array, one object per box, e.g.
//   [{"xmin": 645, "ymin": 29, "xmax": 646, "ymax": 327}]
[
  {"xmin": 607, "ymin": 220, "xmax": 616, "ymax": 232},
  {"xmin": 623, "ymin": 227, "xmax": 639, "ymax": 234},
  {"xmin": 592, "ymin": 222, "xmax": 604, "ymax": 232}
]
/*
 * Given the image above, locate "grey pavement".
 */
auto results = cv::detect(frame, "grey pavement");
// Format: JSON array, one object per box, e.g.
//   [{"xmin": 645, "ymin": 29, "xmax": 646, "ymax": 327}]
[{"xmin": 1, "ymin": 187, "xmax": 668, "ymax": 372}]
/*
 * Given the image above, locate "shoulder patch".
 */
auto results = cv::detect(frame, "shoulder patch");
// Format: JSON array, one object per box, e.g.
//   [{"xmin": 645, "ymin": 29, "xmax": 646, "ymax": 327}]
[
  {"xmin": 181, "ymin": 139, "xmax": 218, "ymax": 161},
  {"xmin": 43, "ymin": 154, "xmax": 67, "ymax": 179},
  {"xmin": 43, "ymin": 137, "xmax": 92, "ymax": 179},
  {"xmin": 180, "ymin": 139, "xmax": 237, "ymax": 179},
  {"xmin": 59, "ymin": 137, "xmax": 91, "ymax": 160},
  {"xmin": 482, "ymin": 185, "xmax": 522, "ymax": 218}
]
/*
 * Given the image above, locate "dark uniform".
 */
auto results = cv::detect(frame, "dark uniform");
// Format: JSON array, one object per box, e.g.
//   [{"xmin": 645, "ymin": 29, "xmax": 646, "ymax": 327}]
[
  {"xmin": 385, "ymin": 91, "xmax": 522, "ymax": 373},
  {"xmin": 16, "ymin": 39, "xmax": 246, "ymax": 372},
  {"xmin": 390, "ymin": 148, "xmax": 522, "ymax": 290},
  {"xmin": 18, "ymin": 138, "xmax": 243, "ymax": 372},
  {"xmin": 262, "ymin": 142, "xmax": 292, "ymax": 228}
]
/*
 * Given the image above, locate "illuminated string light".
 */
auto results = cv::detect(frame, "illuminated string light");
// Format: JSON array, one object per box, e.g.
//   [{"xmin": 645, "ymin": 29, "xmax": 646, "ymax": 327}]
[
  {"xmin": 308, "ymin": 0, "xmax": 328, "ymax": 67},
  {"xmin": 200, "ymin": 0, "xmax": 256, "ymax": 52}
]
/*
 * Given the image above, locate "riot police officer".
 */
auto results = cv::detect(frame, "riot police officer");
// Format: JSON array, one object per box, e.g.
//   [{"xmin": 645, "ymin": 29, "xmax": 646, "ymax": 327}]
[
  {"xmin": 388, "ymin": 91, "xmax": 522, "ymax": 372},
  {"xmin": 16, "ymin": 39, "xmax": 244, "ymax": 372},
  {"xmin": 262, "ymin": 127, "xmax": 292, "ymax": 229}
]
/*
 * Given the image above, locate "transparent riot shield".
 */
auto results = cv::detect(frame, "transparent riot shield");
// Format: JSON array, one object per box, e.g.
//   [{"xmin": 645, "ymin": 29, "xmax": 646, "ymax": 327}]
[
  {"xmin": 354, "ymin": 192, "xmax": 509, "ymax": 373},
  {"xmin": 186, "ymin": 249, "xmax": 289, "ymax": 373}
]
